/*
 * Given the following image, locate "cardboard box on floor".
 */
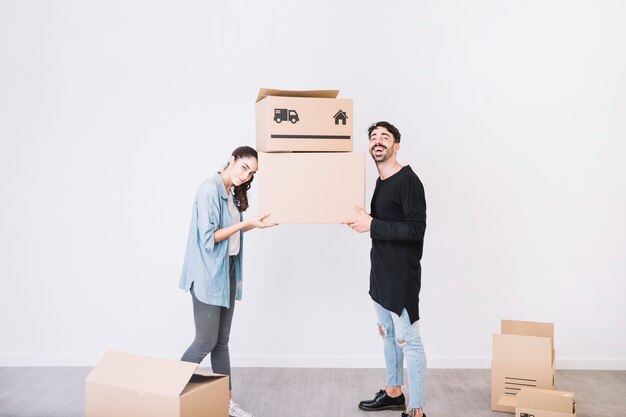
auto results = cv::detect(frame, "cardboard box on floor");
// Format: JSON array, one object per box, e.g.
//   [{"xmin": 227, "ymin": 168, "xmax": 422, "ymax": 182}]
[
  {"xmin": 258, "ymin": 151, "xmax": 365, "ymax": 224},
  {"xmin": 256, "ymin": 88, "xmax": 353, "ymax": 152},
  {"xmin": 516, "ymin": 387, "xmax": 576, "ymax": 417},
  {"xmin": 492, "ymin": 320, "xmax": 556, "ymax": 414},
  {"xmin": 85, "ymin": 351, "xmax": 228, "ymax": 417}
]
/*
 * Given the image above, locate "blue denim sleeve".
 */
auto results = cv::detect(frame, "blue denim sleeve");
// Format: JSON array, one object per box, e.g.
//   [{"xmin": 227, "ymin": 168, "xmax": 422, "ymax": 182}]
[{"xmin": 196, "ymin": 183, "xmax": 221, "ymax": 251}]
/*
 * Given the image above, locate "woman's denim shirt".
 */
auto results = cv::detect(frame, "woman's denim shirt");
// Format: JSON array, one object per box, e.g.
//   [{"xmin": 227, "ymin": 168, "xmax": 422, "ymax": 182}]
[{"xmin": 179, "ymin": 173, "xmax": 243, "ymax": 307}]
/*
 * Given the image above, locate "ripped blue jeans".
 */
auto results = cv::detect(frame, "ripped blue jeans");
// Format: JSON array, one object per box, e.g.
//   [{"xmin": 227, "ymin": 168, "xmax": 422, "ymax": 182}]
[{"xmin": 373, "ymin": 301, "xmax": 427, "ymax": 409}]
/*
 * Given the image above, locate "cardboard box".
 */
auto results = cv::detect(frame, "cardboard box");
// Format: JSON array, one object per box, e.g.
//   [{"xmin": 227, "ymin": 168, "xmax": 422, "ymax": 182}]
[
  {"xmin": 256, "ymin": 88, "xmax": 353, "ymax": 152},
  {"xmin": 85, "ymin": 351, "xmax": 229, "ymax": 417},
  {"xmin": 516, "ymin": 387, "xmax": 576, "ymax": 417},
  {"xmin": 492, "ymin": 320, "xmax": 556, "ymax": 413},
  {"xmin": 258, "ymin": 151, "xmax": 365, "ymax": 224}
]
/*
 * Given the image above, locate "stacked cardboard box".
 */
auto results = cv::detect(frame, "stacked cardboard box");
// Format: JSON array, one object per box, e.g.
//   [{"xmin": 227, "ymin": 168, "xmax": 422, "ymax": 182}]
[
  {"xmin": 255, "ymin": 88, "xmax": 365, "ymax": 224},
  {"xmin": 492, "ymin": 320, "xmax": 556, "ymax": 413}
]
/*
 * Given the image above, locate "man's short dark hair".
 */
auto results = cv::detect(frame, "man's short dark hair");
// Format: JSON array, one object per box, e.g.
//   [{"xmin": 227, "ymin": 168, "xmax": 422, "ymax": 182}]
[{"xmin": 368, "ymin": 121, "xmax": 401, "ymax": 143}]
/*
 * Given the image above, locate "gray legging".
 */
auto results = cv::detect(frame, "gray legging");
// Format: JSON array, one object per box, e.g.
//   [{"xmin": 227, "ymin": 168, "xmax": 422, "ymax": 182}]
[{"xmin": 181, "ymin": 256, "xmax": 237, "ymax": 390}]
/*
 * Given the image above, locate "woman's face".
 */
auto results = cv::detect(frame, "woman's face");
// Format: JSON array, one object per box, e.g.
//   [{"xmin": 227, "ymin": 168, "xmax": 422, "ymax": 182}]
[{"xmin": 229, "ymin": 156, "xmax": 258, "ymax": 186}]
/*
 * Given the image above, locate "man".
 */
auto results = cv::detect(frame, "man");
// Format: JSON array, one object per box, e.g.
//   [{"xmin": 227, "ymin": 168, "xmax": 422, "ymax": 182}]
[{"xmin": 346, "ymin": 121, "xmax": 427, "ymax": 417}]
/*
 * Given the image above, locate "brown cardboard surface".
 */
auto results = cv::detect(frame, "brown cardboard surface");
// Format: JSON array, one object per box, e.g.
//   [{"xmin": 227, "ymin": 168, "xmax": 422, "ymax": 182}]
[
  {"xmin": 85, "ymin": 384, "xmax": 180, "ymax": 417},
  {"xmin": 258, "ymin": 152, "xmax": 365, "ymax": 224},
  {"xmin": 491, "ymin": 320, "xmax": 556, "ymax": 414},
  {"xmin": 493, "ymin": 334, "xmax": 554, "ymax": 368},
  {"xmin": 516, "ymin": 411, "xmax": 575, "ymax": 417},
  {"xmin": 498, "ymin": 395, "xmax": 518, "ymax": 409},
  {"xmin": 180, "ymin": 375, "xmax": 229, "ymax": 417},
  {"xmin": 85, "ymin": 351, "xmax": 228, "ymax": 417},
  {"xmin": 256, "ymin": 88, "xmax": 353, "ymax": 152},
  {"xmin": 86, "ymin": 351, "xmax": 197, "ymax": 397},
  {"xmin": 492, "ymin": 362, "xmax": 555, "ymax": 413},
  {"xmin": 256, "ymin": 88, "xmax": 339, "ymax": 102},
  {"xmin": 502, "ymin": 320, "xmax": 554, "ymax": 352},
  {"xmin": 516, "ymin": 388, "xmax": 575, "ymax": 416}
]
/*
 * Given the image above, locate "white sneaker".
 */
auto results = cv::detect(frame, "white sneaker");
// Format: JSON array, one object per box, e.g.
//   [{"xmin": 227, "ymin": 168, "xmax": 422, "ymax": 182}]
[{"xmin": 229, "ymin": 399, "xmax": 255, "ymax": 417}]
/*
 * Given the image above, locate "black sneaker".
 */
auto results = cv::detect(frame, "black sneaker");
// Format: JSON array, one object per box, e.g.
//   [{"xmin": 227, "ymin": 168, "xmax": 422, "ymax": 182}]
[
  {"xmin": 358, "ymin": 389, "xmax": 406, "ymax": 411},
  {"xmin": 401, "ymin": 412, "xmax": 426, "ymax": 417}
]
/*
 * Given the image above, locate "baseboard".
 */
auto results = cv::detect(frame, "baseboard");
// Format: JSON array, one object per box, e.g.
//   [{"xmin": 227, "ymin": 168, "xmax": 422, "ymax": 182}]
[
  {"xmin": 1, "ymin": 354, "xmax": 624, "ymax": 370},
  {"xmin": 232, "ymin": 356, "xmax": 626, "ymax": 370},
  {"xmin": 229, "ymin": 356, "xmax": 495, "ymax": 369},
  {"xmin": 0, "ymin": 354, "xmax": 100, "ymax": 367},
  {"xmin": 556, "ymin": 357, "xmax": 626, "ymax": 370}
]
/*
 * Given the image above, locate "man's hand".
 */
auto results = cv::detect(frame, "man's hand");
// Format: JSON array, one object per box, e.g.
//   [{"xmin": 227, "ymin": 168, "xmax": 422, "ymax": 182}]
[{"xmin": 344, "ymin": 206, "xmax": 373, "ymax": 233}]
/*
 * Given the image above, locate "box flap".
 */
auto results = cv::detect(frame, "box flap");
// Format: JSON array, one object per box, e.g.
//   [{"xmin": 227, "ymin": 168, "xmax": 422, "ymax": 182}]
[
  {"xmin": 180, "ymin": 372, "xmax": 228, "ymax": 396},
  {"xmin": 493, "ymin": 334, "xmax": 553, "ymax": 368},
  {"xmin": 256, "ymin": 88, "xmax": 339, "ymax": 102},
  {"xmin": 86, "ymin": 351, "xmax": 198, "ymax": 397},
  {"xmin": 193, "ymin": 370, "xmax": 226, "ymax": 378},
  {"xmin": 517, "ymin": 387, "xmax": 575, "ymax": 413},
  {"xmin": 497, "ymin": 394, "xmax": 518, "ymax": 408},
  {"xmin": 502, "ymin": 320, "xmax": 554, "ymax": 351}
]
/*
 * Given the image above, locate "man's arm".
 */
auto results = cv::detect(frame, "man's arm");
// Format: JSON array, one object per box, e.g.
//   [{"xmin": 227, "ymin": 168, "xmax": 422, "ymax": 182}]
[{"xmin": 345, "ymin": 178, "xmax": 426, "ymax": 241}]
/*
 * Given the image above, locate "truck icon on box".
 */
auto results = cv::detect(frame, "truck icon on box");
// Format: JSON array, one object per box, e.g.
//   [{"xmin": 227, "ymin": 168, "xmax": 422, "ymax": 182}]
[
  {"xmin": 274, "ymin": 108, "xmax": 299, "ymax": 124},
  {"xmin": 256, "ymin": 88, "xmax": 353, "ymax": 152}
]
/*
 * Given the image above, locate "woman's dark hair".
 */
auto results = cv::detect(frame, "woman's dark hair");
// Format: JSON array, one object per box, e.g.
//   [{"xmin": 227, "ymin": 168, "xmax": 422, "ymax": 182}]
[
  {"xmin": 367, "ymin": 121, "xmax": 401, "ymax": 143},
  {"xmin": 230, "ymin": 146, "xmax": 257, "ymax": 212}
]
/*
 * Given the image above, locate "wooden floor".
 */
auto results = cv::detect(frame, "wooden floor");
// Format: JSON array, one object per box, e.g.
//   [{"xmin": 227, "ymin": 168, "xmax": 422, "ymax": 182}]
[{"xmin": 0, "ymin": 367, "xmax": 624, "ymax": 417}]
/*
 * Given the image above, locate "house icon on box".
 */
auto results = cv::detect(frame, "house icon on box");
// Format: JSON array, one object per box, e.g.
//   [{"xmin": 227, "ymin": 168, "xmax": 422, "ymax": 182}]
[{"xmin": 333, "ymin": 110, "xmax": 348, "ymax": 125}]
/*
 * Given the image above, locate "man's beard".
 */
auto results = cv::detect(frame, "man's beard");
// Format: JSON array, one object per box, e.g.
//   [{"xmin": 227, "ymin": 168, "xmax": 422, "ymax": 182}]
[{"xmin": 370, "ymin": 145, "xmax": 393, "ymax": 163}]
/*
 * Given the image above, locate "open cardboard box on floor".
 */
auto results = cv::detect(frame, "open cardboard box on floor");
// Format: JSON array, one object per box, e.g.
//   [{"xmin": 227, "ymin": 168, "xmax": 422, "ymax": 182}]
[
  {"xmin": 492, "ymin": 320, "xmax": 556, "ymax": 413},
  {"xmin": 256, "ymin": 88, "xmax": 353, "ymax": 152},
  {"xmin": 516, "ymin": 387, "xmax": 576, "ymax": 417},
  {"xmin": 85, "ymin": 351, "xmax": 228, "ymax": 417},
  {"xmin": 258, "ymin": 151, "xmax": 365, "ymax": 224}
]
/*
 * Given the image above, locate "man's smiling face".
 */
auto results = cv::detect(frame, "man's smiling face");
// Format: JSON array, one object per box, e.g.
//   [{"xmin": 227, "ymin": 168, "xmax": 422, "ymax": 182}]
[{"xmin": 369, "ymin": 126, "xmax": 398, "ymax": 162}]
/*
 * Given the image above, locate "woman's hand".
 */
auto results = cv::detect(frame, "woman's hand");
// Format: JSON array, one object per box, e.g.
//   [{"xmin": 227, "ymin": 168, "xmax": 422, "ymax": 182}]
[{"xmin": 246, "ymin": 212, "xmax": 278, "ymax": 230}]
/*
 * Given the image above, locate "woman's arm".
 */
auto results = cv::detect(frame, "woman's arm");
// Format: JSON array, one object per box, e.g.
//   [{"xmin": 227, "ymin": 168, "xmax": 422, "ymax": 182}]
[{"xmin": 214, "ymin": 213, "xmax": 276, "ymax": 242}]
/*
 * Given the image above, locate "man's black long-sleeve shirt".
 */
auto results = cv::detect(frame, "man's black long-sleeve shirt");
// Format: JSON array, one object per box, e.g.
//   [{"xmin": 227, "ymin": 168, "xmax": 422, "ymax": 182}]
[{"xmin": 369, "ymin": 165, "xmax": 426, "ymax": 324}]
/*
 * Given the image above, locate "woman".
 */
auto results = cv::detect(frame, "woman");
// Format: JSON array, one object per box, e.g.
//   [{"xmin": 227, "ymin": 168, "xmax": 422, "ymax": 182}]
[{"xmin": 179, "ymin": 146, "xmax": 275, "ymax": 417}]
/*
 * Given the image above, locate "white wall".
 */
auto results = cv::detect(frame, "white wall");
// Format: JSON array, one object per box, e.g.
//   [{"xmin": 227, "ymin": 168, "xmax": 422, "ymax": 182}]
[{"xmin": 1, "ymin": 1, "xmax": 625, "ymax": 370}]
